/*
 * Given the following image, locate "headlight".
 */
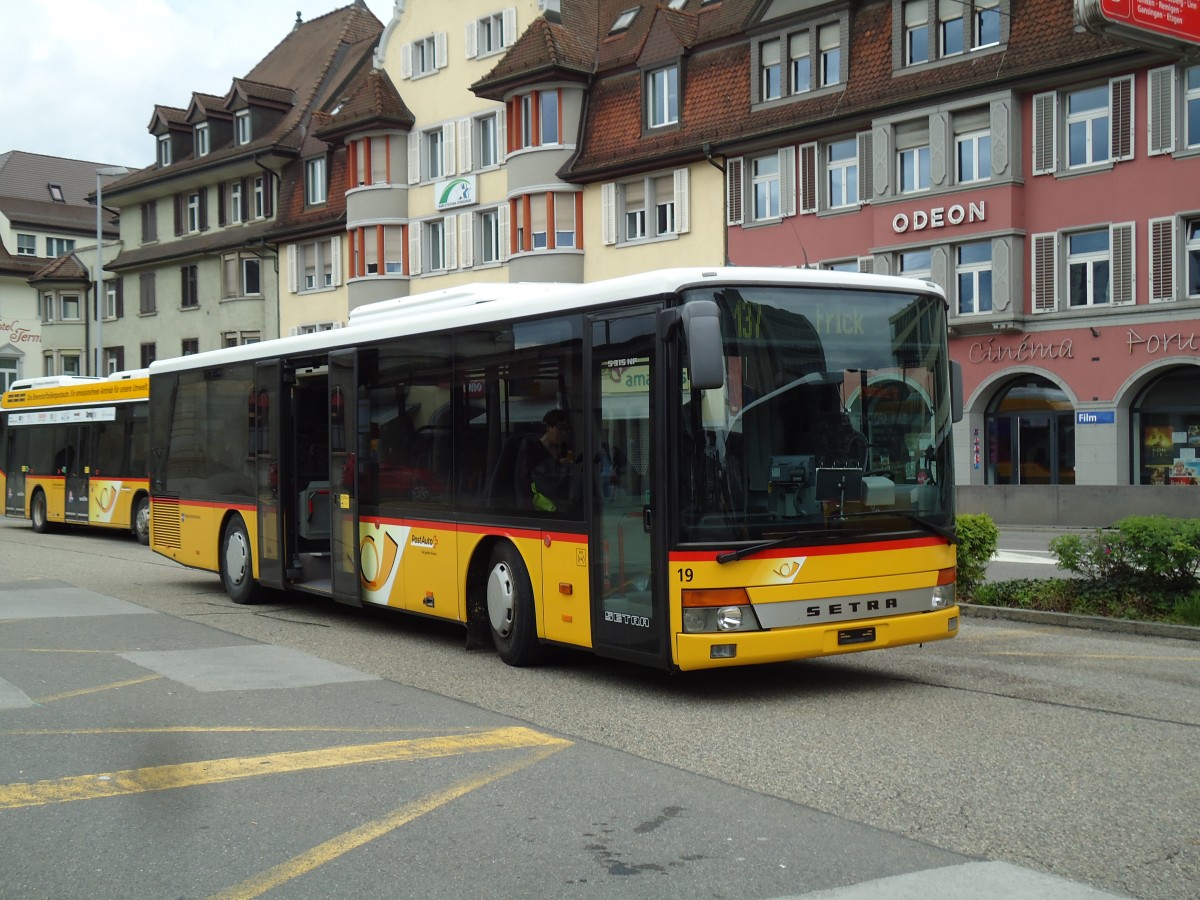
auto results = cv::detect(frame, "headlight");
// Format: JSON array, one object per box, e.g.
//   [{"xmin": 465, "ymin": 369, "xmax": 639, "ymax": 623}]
[
  {"xmin": 681, "ymin": 604, "xmax": 761, "ymax": 633},
  {"xmin": 931, "ymin": 567, "xmax": 956, "ymax": 608}
]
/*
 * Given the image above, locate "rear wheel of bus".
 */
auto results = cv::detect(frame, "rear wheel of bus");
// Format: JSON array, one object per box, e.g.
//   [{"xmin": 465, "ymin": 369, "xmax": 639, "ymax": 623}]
[
  {"xmin": 220, "ymin": 515, "xmax": 259, "ymax": 605},
  {"xmin": 485, "ymin": 542, "xmax": 543, "ymax": 667},
  {"xmin": 30, "ymin": 491, "xmax": 51, "ymax": 534},
  {"xmin": 132, "ymin": 496, "xmax": 150, "ymax": 545}
]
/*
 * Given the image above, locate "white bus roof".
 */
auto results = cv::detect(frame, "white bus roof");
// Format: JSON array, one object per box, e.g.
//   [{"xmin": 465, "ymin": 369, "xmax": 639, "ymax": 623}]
[{"xmin": 148, "ymin": 267, "xmax": 946, "ymax": 377}]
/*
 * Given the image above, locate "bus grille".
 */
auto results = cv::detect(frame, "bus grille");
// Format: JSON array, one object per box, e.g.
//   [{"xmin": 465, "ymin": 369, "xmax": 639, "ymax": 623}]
[{"xmin": 152, "ymin": 495, "xmax": 181, "ymax": 549}]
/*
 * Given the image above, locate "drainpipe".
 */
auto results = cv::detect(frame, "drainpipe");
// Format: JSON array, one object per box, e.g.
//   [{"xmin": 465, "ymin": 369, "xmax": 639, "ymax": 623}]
[{"xmin": 702, "ymin": 142, "xmax": 729, "ymax": 266}]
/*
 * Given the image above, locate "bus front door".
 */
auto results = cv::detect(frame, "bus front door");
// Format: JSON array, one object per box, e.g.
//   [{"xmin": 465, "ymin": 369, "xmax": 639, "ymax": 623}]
[
  {"xmin": 588, "ymin": 308, "xmax": 669, "ymax": 667},
  {"xmin": 64, "ymin": 425, "xmax": 89, "ymax": 524},
  {"xmin": 5, "ymin": 425, "xmax": 26, "ymax": 517},
  {"xmin": 329, "ymin": 350, "xmax": 361, "ymax": 606},
  {"xmin": 254, "ymin": 360, "xmax": 285, "ymax": 590}
]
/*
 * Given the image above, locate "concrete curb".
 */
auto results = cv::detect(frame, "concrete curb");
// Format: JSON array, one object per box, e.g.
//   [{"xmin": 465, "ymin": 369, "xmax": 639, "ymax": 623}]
[{"xmin": 960, "ymin": 602, "xmax": 1200, "ymax": 642}]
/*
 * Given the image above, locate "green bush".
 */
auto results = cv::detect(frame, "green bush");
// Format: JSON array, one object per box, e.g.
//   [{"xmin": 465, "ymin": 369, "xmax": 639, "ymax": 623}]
[
  {"xmin": 1049, "ymin": 517, "xmax": 1200, "ymax": 590},
  {"xmin": 956, "ymin": 512, "xmax": 999, "ymax": 599}
]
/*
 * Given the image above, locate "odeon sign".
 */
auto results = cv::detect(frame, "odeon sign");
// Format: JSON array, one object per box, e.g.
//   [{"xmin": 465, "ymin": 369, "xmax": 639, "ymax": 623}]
[{"xmin": 892, "ymin": 200, "xmax": 986, "ymax": 234}]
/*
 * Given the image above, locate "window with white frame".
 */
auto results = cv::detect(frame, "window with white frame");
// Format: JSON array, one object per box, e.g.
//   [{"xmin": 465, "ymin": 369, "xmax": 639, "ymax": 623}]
[
  {"xmin": 410, "ymin": 35, "xmax": 441, "ymax": 78},
  {"xmin": 242, "ymin": 257, "xmax": 261, "ymax": 296},
  {"xmin": 305, "ymin": 157, "xmax": 327, "ymax": 205},
  {"xmin": 428, "ymin": 128, "xmax": 446, "ymax": 180},
  {"xmin": 228, "ymin": 181, "xmax": 244, "ymax": 224},
  {"xmin": 904, "ymin": 1, "xmax": 929, "ymax": 65},
  {"xmin": 1189, "ymin": 219, "xmax": 1200, "ymax": 298},
  {"xmin": 896, "ymin": 121, "xmax": 931, "ymax": 193},
  {"xmin": 40, "ymin": 292, "xmax": 55, "ymax": 323},
  {"xmin": 974, "ymin": 0, "xmax": 1000, "ymax": 48},
  {"xmin": 607, "ymin": 171, "xmax": 689, "ymax": 243},
  {"xmin": 16, "ymin": 234, "xmax": 35, "ymax": 256},
  {"xmin": 0, "ymin": 358, "xmax": 17, "ymax": 392},
  {"xmin": 158, "ymin": 135, "xmax": 171, "ymax": 166},
  {"xmin": 1067, "ymin": 229, "xmax": 1110, "ymax": 307},
  {"xmin": 647, "ymin": 65, "xmax": 679, "ymax": 128},
  {"xmin": 956, "ymin": 241, "xmax": 993, "ymax": 315},
  {"xmin": 900, "ymin": 248, "xmax": 931, "ymax": 280},
  {"xmin": 819, "ymin": 24, "xmax": 841, "ymax": 87},
  {"xmin": 222, "ymin": 252, "xmax": 261, "ymax": 298},
  {"xmin": 350, "ymin": 225, "xmax": 406, "ymax": 277},
  {"xmin": 195, "ymin": 123, "xmax": 210, "ymax": 156},
  {"xmin": 789, "ymin": 31, "xmax": 811, "ymax": 94},
  {"xmin": 61, "ymin": 354, "xmax": 81, "ymax": 377},
  {"xmin": 555, "ymin": 193, "xmax": 576, "ymax": 247},
  {"xmin": 761, "ymin": 39, "xmax": 783, "ymax": 101},
  {"xmin": 253, "ymin": 176, "xmax": 266, "ymax": 218},
  {"xmin": 477, "ymin": 207, "xmax": 502, "ymax": 264},
  {"xmin": 104, "ymin": 279, "xmax": 120, "ymax": 319},
  {"xmin": 235, "ymin": 111, "xmax": 251, "ymax": 145},
  {"xmin": 426, "ymin": 219, "xmax": 448, "ymax": 271},
  {"xmin": 102, "ymin": 348, "xmax": 122, "ymax": 375},
  {"xmin": 540, "ymin": 90, "xmax": 559, "ymax": 144},
  {"xmin": 939, "ymin": 0, "xmax": 964, "ymax": 56},
  {"xmin": 471, "ymin": 10, "xmax": 514, "ymax": 57},
  {"xmin": 1033, "ymin": 78, "xmax": 1133, "ymax": 175},
  {"xmin": 955, "ymin": 113, "xmax": 992, "ymax": 183},
  {"xmin": 60, "ymin": 294, "xmax": 80, "ymax": 320},
  {"xmin": 186, "ymin": 191, "xmax": 202, "ymax": 233},
  {"xmin": 295, "ymin": 238, "xmax": 338, "ymax": 291},
  {"xmin": 752, "ymin": 154, "xmax": 782, "ymax": 220},
  {"xmin": 827, "ymin": 138, "xmax": 858, "ymax": 208},
  {"xmin": 46, "ymin": 237, "xmax": 74, "ymax": 257},
  {"xmin": 1189, "ymin": 66, "xmax": 1200, "ymax": 148},
  {"xmin": 476, "ymin": 113, "xmax": 499, "ymax": 168}
]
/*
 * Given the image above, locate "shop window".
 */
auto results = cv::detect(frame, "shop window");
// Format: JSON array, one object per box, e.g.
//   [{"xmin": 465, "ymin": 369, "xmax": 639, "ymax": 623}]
[
  {"xmin": 986, "ymin": 377, "xmax": 1075, "ymax": 485},
  {"xmin": 1133, "ymin": 369, "xmax": 1200, "ymax": 485}
]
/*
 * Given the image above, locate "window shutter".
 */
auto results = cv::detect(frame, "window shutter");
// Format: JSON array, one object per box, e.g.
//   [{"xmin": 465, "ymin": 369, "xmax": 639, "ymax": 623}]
[
  {"xmin": 330, "ymin": 235, "xmax": 342, "ymax": 286},
  {"xmin": 503, "ymin": 8, "xmax": 517, "ymax": 47},
  {"xmin": 287, "ymin": 245, "xmax": 298, "ymax": 293},
  {"xmin": 499, "ymin": 203, "xmax": 510, "ymax": 261},
  {"xmin": 444, "ymin": 216, "xmax": 457, "ymax": 270},
  {"xmin": 408, "ymin": 132, "xmax": 421, "ymax": 184},
  {"xmin": 115, "ymin": 277, "xmax": 124, "ymax": 318},
  {"xmin": 857, "ymin": 256, "xmax": 874, "ymax": 274},
  {"xmin": 409, "ymin": 225, "xmax": 422, "ymax": 275},
  {"xmin": 496, "ymin": 111, "xmax": 507, "ymax": 163},
  {"xmin": 1149, "ymin": 217, "xmax": 1175, "ymax": 302},
  {"xmin": 872, "ymin": 125, "xmax": 889, "ymax": 198},
  {"xmin": 1111, "ymin": 222, "xmax": 1134, "ymax": 304},
  {"xmin": 857, "ymin": 131, "xmax": 873, "ymax": 204},
  {"xmin": 199, "ymin": 186, "xmax": 209, "ymax": 231},
  {"xmin": 400, "ymin": 44, "xmax": 412, "ymax": 79},
  {"xmin": 1147, "ymin": 67, "xmax": 1175, "ymax": 156},
  {"xmin": 458, "ymin": 118, "xmax": 473, "ymax": 172},
  {"xmin": 931, "ymin": 245, "xmax": 949, "ymax": 288},
  {"xmin": 992, "ymin": 237, "xmax": 1012, "ymax": 311},
  {"xmin": 435, "ymin": 32, "xmax": 448, "ymax": 69},
  {"xmin": 601, "ymin": 183, "xmax": 617, "ymax": 245},
  {"xmin": 240, "ymin": 178, "xmax": 250, "ymax": 221},
  {"xmin": 725, "ymin": 157, "xmax": 744, "ymax": 225},
  {"xmin": 1032, "ymin": 92, "xmax": 1057, "ymax": 175},
  {"xmin": 465, "ymin": 21, "xmax": 478, "ymax": 59},
  {"xmin": 799, "ymin": 143, "xmax": 817, "ymax": 213},
  {"xmin": 459, "ymin": 212, "xmax": 473, "ymax": 268},
  {"xmin": 442, "ymin": 123, "xmax": 456, "ymax": 176},
  {"xmin": 217, "ymin": 183, "xmax": 227, "ymax": 227},
  {"xmin": 1032, "ymin": 232, "xmax": 1057, "ymax": 312},
  {"xmin": 263, "ymin": 175, "xmax": 273, "ymax": 218},
  {"xmin": 173, "ymin": 193, "xmax": 183, "ymax": 236},
  {"xmin": 990, "ymin": 99, "xmax": 1010, "ymax": 176},
  {"xmin": 1110, "ymin": 76, "xmax": 1133, "ymax": 161},
  {"xmin": 673, "ymin": 168, "xmax": 690, "ymax": 233},
  {"xmin": 779, "ymin": 147, "xmax": 796, "ymax": 217},
  {"xmin": 929, "ymin": 112, "xmax": 948, "ymax": 186}
]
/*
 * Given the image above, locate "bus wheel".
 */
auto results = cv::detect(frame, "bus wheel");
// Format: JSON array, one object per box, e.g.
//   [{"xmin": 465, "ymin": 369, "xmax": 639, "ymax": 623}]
[
  {"xmin": 485, "ymin": 543, "xmax": 543, "ymax": 667},
  {"xmin": 30, "ymin": 491, "xmax": 50, "ymax": 534},
  {"xmin": 220, "ymin": 515, "xmax": 259, "ymax": 605},
  {"xmin": 133, "ymin": 496, "xmax": 150, "ymax": 545}
]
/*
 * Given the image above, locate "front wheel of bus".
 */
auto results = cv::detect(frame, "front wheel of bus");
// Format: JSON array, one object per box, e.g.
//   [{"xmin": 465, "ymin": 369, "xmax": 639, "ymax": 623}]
[
  {"xmin": 220, "ymin": 515, "xmax": 259, "ymax": 605},
  {"xmin": 30, "ymin": 491, "xmax": 50, "ymax": 534},
  {"xmin": 485, "ymin": 543, "xmax": 543, "ymax": 667},
  {"xmin": 133, "ymin": 496, "xmax": 150, "ymax": 545}
]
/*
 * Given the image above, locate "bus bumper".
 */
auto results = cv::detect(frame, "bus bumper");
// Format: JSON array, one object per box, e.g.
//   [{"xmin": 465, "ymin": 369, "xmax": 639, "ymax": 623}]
[{"xmin": 674, "ymin": 606, "xmax": 960, "ymax": 671}]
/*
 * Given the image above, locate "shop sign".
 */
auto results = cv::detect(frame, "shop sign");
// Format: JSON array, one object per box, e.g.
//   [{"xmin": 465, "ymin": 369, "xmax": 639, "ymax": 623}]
[
  {"xmin": 1077, "ymin": 411, "xmax": 1115, "ymax": 425},
  {"xmin": 1, "ymin": 318, "xmax": 41, "ymax": 344},
  {"xmin": 1127, "ymin": 328, "xmax": 1199, "ymax": 355},
  {"xmin": 966, "ymin": 335, "xmax": 1074, "ymax": 363},
  {"xmin": 892, "ymin": 201, "xmax": 985, "ymax": 234}
]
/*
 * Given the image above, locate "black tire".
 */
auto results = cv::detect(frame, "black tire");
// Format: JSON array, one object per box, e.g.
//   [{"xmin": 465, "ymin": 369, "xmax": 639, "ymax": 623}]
[
  {"xmin": 485, "ymin": 542, "xmax": 543, "ymax": 667},
  {"xmin": 219, "ymin": 515, "xmax": 260, "ymax": 605},
  {"xmin": 30, "ymin": 491, "xmax": 50, "ymax": 534},
  {"xmin": 133, "ymin": 496, "xmax": 150, "ymax": 545}
]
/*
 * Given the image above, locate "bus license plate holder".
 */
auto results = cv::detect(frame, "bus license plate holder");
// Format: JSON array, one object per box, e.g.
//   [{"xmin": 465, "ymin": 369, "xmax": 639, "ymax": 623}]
[{"xmin": 838, "ymin": 626, "xmax": 876, "ymax": 646}]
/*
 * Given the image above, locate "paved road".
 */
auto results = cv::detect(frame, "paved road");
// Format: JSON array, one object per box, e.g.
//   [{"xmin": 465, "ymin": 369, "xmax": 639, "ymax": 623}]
[
  {"xmin": 2, "ymin": 519, "xmax": 1196, "ymax": 898},
  {"xmin": 986, "ymin": 526, "xmax": 1086, "ymax": 583}
]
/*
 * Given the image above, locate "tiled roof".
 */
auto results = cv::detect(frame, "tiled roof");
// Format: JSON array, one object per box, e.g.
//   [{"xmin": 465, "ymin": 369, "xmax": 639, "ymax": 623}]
[
  {"xmin": 566, "ymin": 0, "xmax": 1142, "ymax": 180},
  {"xmin": 0, "ymin": 151, "xmax": 128, "ymax": 238},
  {"xmin": 109, "ymin": 3, "xmax": 383, "ymax": 194},
  {"xmin": 472, "ymin": 1, "xmax": 601, "ymax": 97},
  {"xmin": 317, "ymin": 67, "xmax": 415, "ymax": 140},
  {"xmin": 29, "ymin": 252, "xmax": 90, "ymax": 283},
  {"xmin": 107, "ymin": 219, "xmax": 276, "ymax": 271}
]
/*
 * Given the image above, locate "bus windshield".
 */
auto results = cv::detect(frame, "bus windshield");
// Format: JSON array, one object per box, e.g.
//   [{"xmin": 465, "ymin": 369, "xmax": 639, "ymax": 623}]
[{"xmin": 676, "ymin": 285, "xmax": 954, "ymax": 544}]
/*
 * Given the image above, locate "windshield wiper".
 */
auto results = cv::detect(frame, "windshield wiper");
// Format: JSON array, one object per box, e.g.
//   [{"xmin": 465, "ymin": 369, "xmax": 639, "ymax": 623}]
[
  {"xmin": 715, "ymin": 529, "xmax": 825, "ymax": 564},
  {"xmin": 834, "ymin": 510, "xmax": 958, "ymax": 544}
]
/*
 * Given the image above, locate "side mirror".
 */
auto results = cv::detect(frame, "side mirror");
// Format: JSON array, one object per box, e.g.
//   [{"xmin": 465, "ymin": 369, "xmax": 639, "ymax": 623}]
[
  {"xmin": 950, "ymin": 360, "xmax": 964, "ymax": 423},
  {"xmin": 681, "ymin": 300, "xmax": 724, "ymax": 391}
]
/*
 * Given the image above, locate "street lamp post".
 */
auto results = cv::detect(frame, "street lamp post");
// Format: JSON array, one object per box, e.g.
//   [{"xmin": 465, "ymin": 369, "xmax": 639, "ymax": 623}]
[{"xmin": 93, "ymin": 165, "xmax": 129, "ymax": 376}]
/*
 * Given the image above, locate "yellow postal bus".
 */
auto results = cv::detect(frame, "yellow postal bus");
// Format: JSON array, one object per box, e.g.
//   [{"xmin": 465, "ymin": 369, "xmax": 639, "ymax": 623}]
[
  {"xmin": 1, "ymin": 371, "xmax": 151, "ymax": 542},
  {"xmin": 147, "ymin": 268, "xmax": 962, "ymax": 670}
]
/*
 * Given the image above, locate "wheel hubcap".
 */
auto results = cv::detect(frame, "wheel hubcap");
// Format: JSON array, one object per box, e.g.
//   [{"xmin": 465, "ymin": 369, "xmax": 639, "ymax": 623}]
[
  {"xmin": 486, "ymin": 561, "xmax": 515, "ymax": 636},
  {"xmin": 224, "ymin": 530, "xmax": 248, "ymax": 586},
  {"xmin": 136, "ymin": 504, "xmax": 150, "ymax": 537}
]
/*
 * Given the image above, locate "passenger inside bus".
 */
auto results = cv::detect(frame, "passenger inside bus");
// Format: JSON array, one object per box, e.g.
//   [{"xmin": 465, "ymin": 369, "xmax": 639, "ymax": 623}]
[{"xmin": 514, "ymin": 408, "xmax": 576, "ymax": 512}]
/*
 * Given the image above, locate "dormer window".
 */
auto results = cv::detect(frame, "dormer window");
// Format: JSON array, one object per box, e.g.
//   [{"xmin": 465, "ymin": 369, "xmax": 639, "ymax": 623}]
[
  {"xmin": 646, "ymin": 65, "xmax": 679, "ymax": 128},
  {"xmin": 158, "ymin": 135, "xmax": 172, "ymax": 166},
  {"xmin": 195, "ymin": 123, "xmax": 210, "ymax": 156},
  {"xmin": 235, "ymin": 110, "xmax": 251, "ymax": 145},
  {"xmin": 611, "ymin": 7, "xmax": 639, "ymax": 33},
  {"xmin": 47, "ymin": 183, "xmax": 65, "ymax": 202}
]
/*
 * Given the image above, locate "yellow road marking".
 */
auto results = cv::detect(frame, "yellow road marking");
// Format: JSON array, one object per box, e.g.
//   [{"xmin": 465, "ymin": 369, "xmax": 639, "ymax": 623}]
[
  {"xmin": 0, "ymin": 726, "xmax": 571, "ymax": 810},
  {"xmin": 3, "ymin": 726, "xmax": 458, "ymax": 736},
  {"xmin": 33, "ymin": 675, "xmax": 162, "ymax": 704},
  {"xmin": 206, "ymin": 743, "xmax": 566, "ymax": 900}
]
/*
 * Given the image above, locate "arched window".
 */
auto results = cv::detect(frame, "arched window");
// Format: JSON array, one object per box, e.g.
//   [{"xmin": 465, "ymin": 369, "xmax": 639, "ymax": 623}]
[
  {"xmin": 1131, "ymin": 367, "xmax": 1200, "ymax": 485},
  {"xmin": 986, "ymin": 376, "xmax": 1075, "ymax": 485}
]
